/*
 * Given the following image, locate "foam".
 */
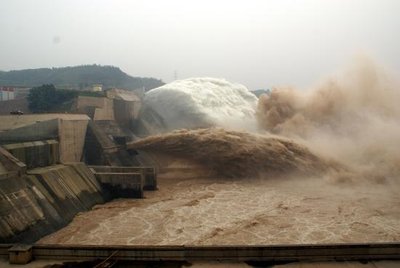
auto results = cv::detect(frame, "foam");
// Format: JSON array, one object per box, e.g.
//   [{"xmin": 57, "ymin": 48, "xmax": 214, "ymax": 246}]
[{"xmin": 141, "ymin": 77, "xmax": 258, "ymax": 133}]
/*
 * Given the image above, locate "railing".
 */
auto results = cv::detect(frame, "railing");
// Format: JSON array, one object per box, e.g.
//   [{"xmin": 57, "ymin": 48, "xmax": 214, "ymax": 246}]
[{"xmin": 2, "ymin": 243, "xmax": 400, "ymax": 263}]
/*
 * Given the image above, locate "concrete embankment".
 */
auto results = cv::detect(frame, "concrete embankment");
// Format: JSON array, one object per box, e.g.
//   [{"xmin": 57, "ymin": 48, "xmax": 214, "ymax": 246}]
[
  {"xmin": 0, "ymin": 113, "xmax": 158, "ymax": 244},
  {"xmin": 1, "ymin": 243, "xmax": 400, "ymax": 265},
  {"xmin": 0, "ymin": 163, "xmax": 104, "ymax": 243},
  {"xmin": 89, "ymin": 165, "xmax": 157, "ymax": 191}
]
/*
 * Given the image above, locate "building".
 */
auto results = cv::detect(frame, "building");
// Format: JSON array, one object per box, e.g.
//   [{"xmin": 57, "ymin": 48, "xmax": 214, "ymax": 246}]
[
  {"xmin": 0, "ymin": 87, "xmax": 15, "ymax": 101},
  {"xmin": 91, "ymin": 84, "xmax": 103, "ymax": 92}
]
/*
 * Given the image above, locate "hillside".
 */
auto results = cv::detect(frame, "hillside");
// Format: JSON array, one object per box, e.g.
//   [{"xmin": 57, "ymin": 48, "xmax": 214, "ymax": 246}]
[{"xmin": 0, "ymin": 65, "xmax": 164, "ymax": 91}]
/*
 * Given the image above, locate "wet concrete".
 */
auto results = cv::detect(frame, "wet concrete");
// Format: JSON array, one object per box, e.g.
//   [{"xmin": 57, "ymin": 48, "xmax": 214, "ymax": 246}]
[{"xmin": 0, "ymin": 163, "xmax": 104, "ymax": 243}]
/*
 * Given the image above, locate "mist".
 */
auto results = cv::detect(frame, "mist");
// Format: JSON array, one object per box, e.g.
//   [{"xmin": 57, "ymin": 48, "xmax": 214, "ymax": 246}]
[{"xmin": 257, "ymin": 56, "xmax": 400, "ymax": 184}]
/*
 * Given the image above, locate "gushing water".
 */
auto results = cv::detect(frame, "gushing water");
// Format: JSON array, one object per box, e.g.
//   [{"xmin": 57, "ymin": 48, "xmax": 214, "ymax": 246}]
[
  {"xmin": 140, "ymin": 77, "xmax": 258, "ymax": 133},
  {"xmin": 39, "ymin": 57, "xmax": 400, "ymax": 245},
  {"xmin": 257, "ymin": 57, "xmax": 400, "ymax": 183}
]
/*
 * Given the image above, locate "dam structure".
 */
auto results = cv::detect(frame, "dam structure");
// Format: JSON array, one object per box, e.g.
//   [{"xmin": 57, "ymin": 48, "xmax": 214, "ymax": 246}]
[
  {"xmin": 0, "ymin": 89, "xmax": 157, "ymax": 246},
  {"xmin": 0, "ymin": 81, "xmax": 399, "ymax": 267},
  {"xmin": 0, "ymin": 114, "xmax": 103, "ymax": 243}
]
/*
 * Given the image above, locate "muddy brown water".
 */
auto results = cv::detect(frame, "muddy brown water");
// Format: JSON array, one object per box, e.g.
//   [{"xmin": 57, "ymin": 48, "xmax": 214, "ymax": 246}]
[{"xmin": 38, "ymin": 172, "xmax": 400, "ymax": 245}]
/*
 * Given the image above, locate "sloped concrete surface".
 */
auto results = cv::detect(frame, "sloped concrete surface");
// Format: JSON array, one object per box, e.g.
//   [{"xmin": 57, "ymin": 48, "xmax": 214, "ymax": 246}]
[{"xmin": 0, "ymin": 163, "xmax": 104, "ymax": 243}]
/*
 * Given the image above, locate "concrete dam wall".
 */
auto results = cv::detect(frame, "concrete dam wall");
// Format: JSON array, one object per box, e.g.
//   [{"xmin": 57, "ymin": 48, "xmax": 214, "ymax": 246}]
[
  {"xmin": 0, "ymin": 112, "xmax": 158, "ymax": 244},
  {"xmin": 0, "ymin": 163, "xmax": 104, "ymax": 243},
  {"xmin": 0, "ymin": 114, "xmax": 90, "ymax": 164},
  {"xmin": 3, "ymin": 140, "xmax": 59, "ymax": 169}
]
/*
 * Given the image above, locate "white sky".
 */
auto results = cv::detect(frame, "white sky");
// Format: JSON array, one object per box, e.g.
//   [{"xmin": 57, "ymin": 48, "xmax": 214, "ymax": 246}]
[{"xmin": 0, "ymin": 0, "xmax": 399, "ymax": 89}]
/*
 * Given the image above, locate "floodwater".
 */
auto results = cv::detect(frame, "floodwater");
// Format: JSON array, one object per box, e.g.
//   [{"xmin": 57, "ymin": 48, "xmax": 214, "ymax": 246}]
[{"xmin": 38, "ymin": 173, "xmax": 400, "ymax": 245}]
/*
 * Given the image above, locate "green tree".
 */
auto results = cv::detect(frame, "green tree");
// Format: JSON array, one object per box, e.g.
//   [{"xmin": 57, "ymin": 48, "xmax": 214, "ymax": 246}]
[{"xmin": 28, "ymin": 84, "xmax": 77, "ymax": 113}]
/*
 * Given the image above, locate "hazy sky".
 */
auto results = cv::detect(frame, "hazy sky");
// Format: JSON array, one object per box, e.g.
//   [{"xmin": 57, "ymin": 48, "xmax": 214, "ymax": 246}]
[{"xmin": 1, "ymin": 0, "xmax": 399, "ymax": 89}]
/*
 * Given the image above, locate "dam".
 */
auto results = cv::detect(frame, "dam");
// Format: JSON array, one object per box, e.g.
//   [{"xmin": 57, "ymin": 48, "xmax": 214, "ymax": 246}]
[{"xmin": 0, "ymin": 82, "xmax": 399, "ymax": 267}]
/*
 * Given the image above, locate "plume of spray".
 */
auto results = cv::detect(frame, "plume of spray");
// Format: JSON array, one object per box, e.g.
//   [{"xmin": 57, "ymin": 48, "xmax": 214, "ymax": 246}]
[
  {"xmin": 140, "ymin": 77, "xmax": 258, "ymax": 133},
  {"xmin": 132, "ymin": 56, "xmax": 400, "ymax": 184},
  {"xmin": 128, "ymin": 128, "xmax": 343, "ymax": 178},
  {"xmin": 257, "ymin": 56, "xmax": 400, "ymax": 183}
]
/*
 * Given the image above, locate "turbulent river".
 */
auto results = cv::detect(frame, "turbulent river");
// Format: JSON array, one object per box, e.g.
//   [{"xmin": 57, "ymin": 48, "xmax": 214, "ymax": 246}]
[{"xmin": 38, "ymin": 172, "xmax": 400, "ymax": 245}]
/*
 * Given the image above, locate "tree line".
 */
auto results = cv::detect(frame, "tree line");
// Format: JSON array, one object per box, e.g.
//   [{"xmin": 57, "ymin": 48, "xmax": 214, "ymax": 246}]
[
  {"xmin": 27, "ymin": 84, "xmax": 78, "ymax": 113},
  {"xmin": 0, "ymin": 64, "xmax": 164, "ymax": 91}
]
